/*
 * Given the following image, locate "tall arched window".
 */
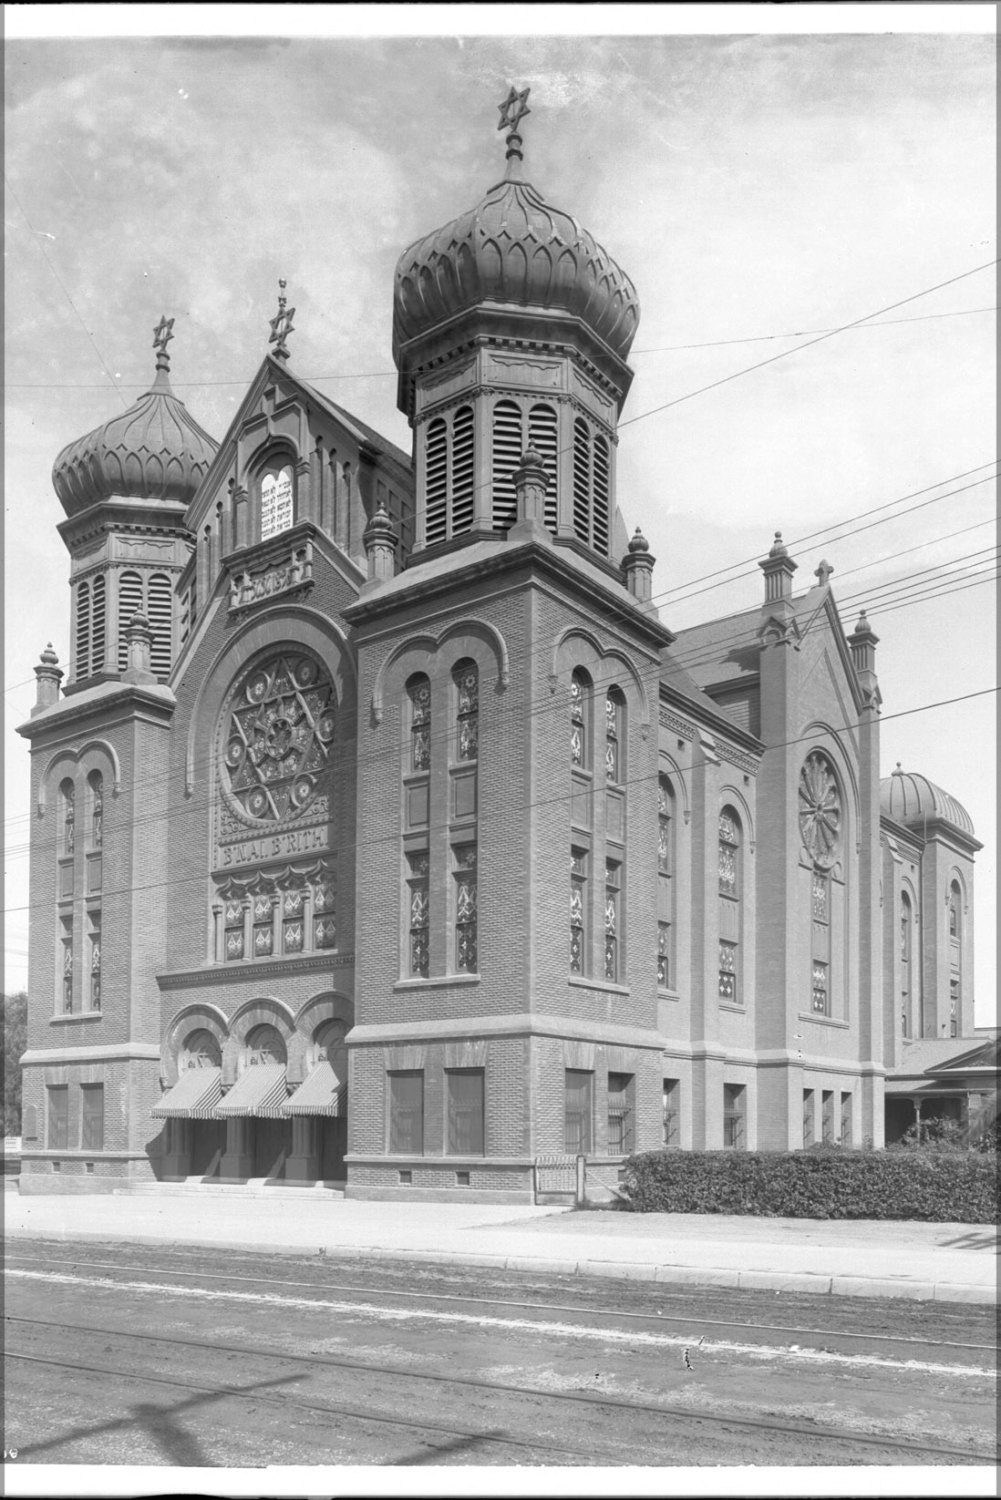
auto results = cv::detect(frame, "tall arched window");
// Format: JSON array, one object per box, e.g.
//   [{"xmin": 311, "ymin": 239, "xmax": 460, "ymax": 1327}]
[
  {"xmin": 88, "ymin": 771, "xmax": 103, "ymax": 850},
  {"xmin": 260, "ymin": 463, "xmax": 294, "ymax": 540},
  {"xmin": 657, "ymin": 775, "xmax": 675, "ymax": 989},
  {"xmin": 408, "ymin": 674, "xmax": 431, "ymax": 772},
  {"xmin": 528, "ymin": 403, "xmax": 559, "ymax": 532},
  {"xmin": 148, "ymin": 573, "xmax": 173, "ymax": 679},
  {"xmin": 492, "ymin": 399, "xmax": 522, "ymax": 532},
  {"xmin": 799, "ymin": 752, "xmax": 842, "ymax": 1018},
  {"xmin": 718, "ymin": 808, "xmax": 741, "ymax": 1003},
  {"xmin": 90, "ymin": 574, "xmax": 106, "ymax": 675},
  {"xmin": 570, "ymin": 669, "xmax": 590, "ymax": 769},
  {"xmin": 61, "ymin": 779, "xmax": 76, "ymax": 857},
  {"xmin": 76, "ymin": 580, "xmax": 91, "ymax": 679},
  {"xmin": 117, "ymin": 571, "xmax": 144, "ymax": 671},
  {"xmin": 900, "ymin": 892, "xmax": 912, "ymax": 1037},
  {"xmin": 605, "ymin": 689, "xmax": 623, "ymax": 784},
  {"xmin": 948, "ymin": 881, "xmax": 962, "ymax": 1036},
  {"xmin": 404, "ymin": 673, "xmax": 432, "ymax": 977},
  {"xmin": 454, "ymin": 661, "xmax": 478, "ymax": 762}
]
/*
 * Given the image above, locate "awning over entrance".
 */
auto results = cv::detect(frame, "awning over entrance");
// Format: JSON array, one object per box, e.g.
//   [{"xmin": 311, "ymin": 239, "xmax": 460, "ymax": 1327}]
[
  {"xmin": 151, "ymin": 1067, "xmax": 223, "ymax": 1119},
  {"xmin": 282, "ymin": 1061, "xmax": 346, "ymax": 1117},
  {"xmin": 215, "ymin": 1063, "xmax": 288, "ymax": 1119}
]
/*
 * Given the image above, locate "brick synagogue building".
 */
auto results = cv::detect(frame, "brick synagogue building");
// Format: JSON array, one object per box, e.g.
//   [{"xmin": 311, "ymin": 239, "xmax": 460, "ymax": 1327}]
[{"xmin": 17, "ymin": 94, "xmax": 989, "ymax": 1200}]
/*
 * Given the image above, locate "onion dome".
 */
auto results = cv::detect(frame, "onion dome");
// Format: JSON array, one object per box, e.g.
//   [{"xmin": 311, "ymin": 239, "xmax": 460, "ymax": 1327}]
[
  {"xmin": 52, "ymin": 318, "xmax": 217, "ymax": 516},
  {"xmin": 393, "ymin": 98, "xmax": 639, "ymax": 367},
  {"xmin": 880, "ymin": 764, "xmax": 975, "ymax": 837}
]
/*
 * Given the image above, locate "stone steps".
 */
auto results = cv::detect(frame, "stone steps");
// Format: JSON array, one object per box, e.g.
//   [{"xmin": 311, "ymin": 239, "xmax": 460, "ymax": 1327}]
[{"xmin": 120, "ymin": 1180, "xmax": 346, "ymax": 1200}]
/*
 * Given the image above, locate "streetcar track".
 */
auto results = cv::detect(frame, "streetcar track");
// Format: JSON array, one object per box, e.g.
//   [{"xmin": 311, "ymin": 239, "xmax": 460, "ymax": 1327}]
[
  {"xmin": 6, "ymin": 1324, "xmax": 995, "ymax": 1465},
  {"xmin": 5, "ymin": 1249, "xmax": 993, "ymax": 1357}
]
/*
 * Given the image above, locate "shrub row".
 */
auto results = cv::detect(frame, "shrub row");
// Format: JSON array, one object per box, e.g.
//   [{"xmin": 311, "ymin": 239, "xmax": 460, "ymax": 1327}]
[{"xmin": 621, "ymin": 1147, "xmax": 998, "ymax": 1222}]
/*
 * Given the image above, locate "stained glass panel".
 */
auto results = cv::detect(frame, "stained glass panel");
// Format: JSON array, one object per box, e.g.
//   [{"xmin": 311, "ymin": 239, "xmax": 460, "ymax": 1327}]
[
  {"xmin": 718, "ymin": 844, "xmax": 736, "ymax": 896},
  {"xmin": 811, "ymin": 960, "xmax": 828, "ymax": 1014},
  {"xmin": 221, "ymin": 652, "xmax": 335, "ymax": 824},
  {"xmin": 812, "ymin": 871, "xmax": 828, "ymax": 920},
  {"xmin": 718, "ymin": 940, "xmax": 737, "ymax": 1001},
  {"xmin": 657, "ymin": 922, "xmax": 670, "ymax": 989}
]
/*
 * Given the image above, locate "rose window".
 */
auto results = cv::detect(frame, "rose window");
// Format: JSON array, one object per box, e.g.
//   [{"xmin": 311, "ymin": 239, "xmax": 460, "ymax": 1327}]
[
  {"xmin": 798, "ymin": 752, "xmax": 841, "ymax": 868},
  {"xmin": 220, "ymin": 652, "xmax": 335, "ymax": 824}
]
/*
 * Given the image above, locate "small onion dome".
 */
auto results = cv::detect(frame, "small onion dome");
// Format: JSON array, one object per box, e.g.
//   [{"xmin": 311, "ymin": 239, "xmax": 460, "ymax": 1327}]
[
  {"xmin": 393, "ymin": 173, "xmax": 640, "ymax": 365},
  {"xmin": 627, "ymin": 527, "xmax": 650, "ymax": 553},
  {"xmin": 880, "ymin": 764, "xmax": 975, "ymax": 837},
  {"xmin": 52, "ymin": 343, "xmax": 218, "ymax": 516}
]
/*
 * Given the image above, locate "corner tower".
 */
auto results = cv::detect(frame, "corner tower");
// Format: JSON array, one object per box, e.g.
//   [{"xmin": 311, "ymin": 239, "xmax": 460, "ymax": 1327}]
[
  {"xmin": 393, "ymin": 88, "xmax": 639, "ymax": 564},
  {"xmin": 51, "ymin": 319, "xmax": 217, "ymax": 688}
]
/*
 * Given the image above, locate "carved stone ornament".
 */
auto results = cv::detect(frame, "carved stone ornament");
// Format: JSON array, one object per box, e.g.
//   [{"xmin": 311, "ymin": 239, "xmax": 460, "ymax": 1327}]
[
  {"xmin": 798, "ymin": 751, "xmax": 841, "ymax": 869},
  {"xmin": 228, "ymin": 540, "xmax": 313, "ymax": 614}
]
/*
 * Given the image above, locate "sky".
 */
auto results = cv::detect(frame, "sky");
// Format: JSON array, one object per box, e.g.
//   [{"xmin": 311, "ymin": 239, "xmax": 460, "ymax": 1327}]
[{"xmin": 3, "ymin": 8, "xmax": 997, "ymax": 1032}]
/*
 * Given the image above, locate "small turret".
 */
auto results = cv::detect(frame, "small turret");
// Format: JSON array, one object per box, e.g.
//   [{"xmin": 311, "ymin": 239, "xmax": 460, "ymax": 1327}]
[
  {"xmin": 32, "ymin": 643, "xmax": 63, "ymax": 715},
  {"xmin": 759, "ymin": 531, "xmax": 797, "ymax": 604}
]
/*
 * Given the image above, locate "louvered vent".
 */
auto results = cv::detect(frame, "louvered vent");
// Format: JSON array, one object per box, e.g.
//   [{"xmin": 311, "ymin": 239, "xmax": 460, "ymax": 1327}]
[
  {"xmin": 424, "ymin": 418, "xmax": 448, "ymax": 546},
  {"xmin": 148, "ymin": 573, "xmax": 173, "ymax": 679},
  {"xmin": 90, "ymin": 575, "xmax": 106, "ymax": 676},
  {"xmin": 117, "ymin": 571, "xmax": 144, "ymax": 672},
  {"xmin": 592, "ymin": 435, "xmax": 610, "ymax": 556},
  {"xmin": 76, "ymin": 581, "xmax": 91, "ymax": 680},
  {"xmin": 492, "ymin": 400, "xmax": 522, "ymax": 533},
  {"xmin": 572, "ymin": 418, "xmax": 591, "ymax": 544},
  {"xmin": 529, "ymin": 404, "xmax": 559, "ymax": 533},
  {"xmin": 451, "ymin": 406, "xmax": 475, "ymax": 535}
]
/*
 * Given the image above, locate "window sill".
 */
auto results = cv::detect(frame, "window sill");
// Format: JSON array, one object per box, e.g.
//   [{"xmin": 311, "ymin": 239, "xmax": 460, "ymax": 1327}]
[
  {"xmin": 657, "ymin": 987, "xmax": 680, "ymax": 1001},
  {"xmin": 393, "ymin": 975, "xmax": 481, "ymax": 991},
  {"xmin": 50, "ymin": 1012, "xmax": 103, "ymax": 1025},
  {"xmin": 719, "ymin": 1002, "xmax": 747, "ymax": 1015},
  {"xmin": 797, "ymin": 1012, "xmax": 851, "ymax": 1030},
  {"xmin": 568, "ymin": 977, "xmax": 630, "ymax": 996}
]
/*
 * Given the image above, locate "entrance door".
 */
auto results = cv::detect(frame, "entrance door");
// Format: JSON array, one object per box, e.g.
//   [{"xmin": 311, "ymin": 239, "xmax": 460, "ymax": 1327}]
[
  {"xmin": 191, "ymin": 1120, "xmax": 226, "ymax": 1177},
  {"xmin": 318, "ymin": 1118, "xmax": 347, "ymax": 1181},
  {"xmin": 253, "ymin": 1118, "xmax": 291, "ymax": 1178}
]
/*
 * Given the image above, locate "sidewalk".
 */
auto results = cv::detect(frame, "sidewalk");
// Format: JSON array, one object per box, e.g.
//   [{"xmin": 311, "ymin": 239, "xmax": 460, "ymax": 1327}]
[{"xmin": 6, "ymin": 1185, "xmax": 996, "ymax": 1303}]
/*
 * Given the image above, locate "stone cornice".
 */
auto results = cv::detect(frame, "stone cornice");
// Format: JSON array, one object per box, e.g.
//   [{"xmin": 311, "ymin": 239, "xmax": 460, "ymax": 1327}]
[
  {"xmin": 20, "ymin": 1043, "xmax": 162, "ymax": 1066},
  {"xmin": 17, "ymin": 683, "xmax": 176, "ymax": 742},
  {"xmin": 157, "ymin": 953, "xmax": 354, "ymax": 991},
  {"xmin": 347, "ymin": 1012, "xmax": 665, "ymax": 1051}
]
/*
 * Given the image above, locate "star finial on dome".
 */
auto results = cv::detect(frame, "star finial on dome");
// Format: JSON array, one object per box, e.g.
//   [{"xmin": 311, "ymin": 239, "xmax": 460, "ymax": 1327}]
[
  {"xmin": 268, "ymin": 279, "xmax": 296, "ymax": 362},
  {"xmin": 152, "ymin": 315, "xmax": 174, "ymax": 374},
  {"xmin": 497, "ymin": 84, "xmax": 531, "ymax": 180}
]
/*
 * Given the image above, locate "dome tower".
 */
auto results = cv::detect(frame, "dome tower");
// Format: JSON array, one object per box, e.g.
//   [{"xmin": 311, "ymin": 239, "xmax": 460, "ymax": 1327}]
[
  {"xmin": 392, "ymin": 88, "xmax": 639, "ymax": 567},
  {"xmin": 52, "ymin": 318, "xmax": 217, "ymax": 689}
]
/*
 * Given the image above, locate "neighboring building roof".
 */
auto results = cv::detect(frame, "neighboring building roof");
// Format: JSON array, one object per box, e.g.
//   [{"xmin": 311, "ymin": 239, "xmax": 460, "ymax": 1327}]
[
  {"xmin": 669, "ymin": 604, "xmax": 763, "ymax": 692},
  {"xmin": 52, "ymin": 347, "xmax": 218, "ymax": 515},
  {"xmin": 891, "ymin": 1035, "xmax": 1000, "ymax": 1080},
  {"xmin": 879, "ymin": 764, "xmax": 975, "ymax": 838}
]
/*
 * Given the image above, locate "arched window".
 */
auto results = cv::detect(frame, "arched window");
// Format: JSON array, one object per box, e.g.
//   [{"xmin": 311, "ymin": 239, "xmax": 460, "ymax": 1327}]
[
  {"xmin": 454, "ymin": 661, "xmax": 478, "ymax": 762},
  {"xmin": 900, "ymin": 891, "xmax": 912, "ymax": 1038},
  {"xmin": 718, "ymin": 808, "xmax": 741, "ymax": 1004},
  {"xmin": 492, "ymin": 399, "xmax": 522, "ymax": 532},
  {"xmin": 245, "ymin": 1023, "xmax": 287, "ymax": 1067},
  {"xmin": 657, "ymin": 775, "xmax": 675, "ymax": 989},
  {"xmin": 605, "ymin": 688, "xmax": 623, "ymax": 784},
  {"xmin": 424, "ymin": 418, "xmax": 447, "ymax": 545},
  {"xmin": 408, "ymin": 674, "xmax": 431, "ymax": 772},
  {"xmin": 180, "ymin": 1028, "xmax": 222, "ymax": 1071},
  {"xmin": 948, "ymin": 882, "xmax": 962, "ymax": 1036},
  {"xmin": 90, "ymin": 574, "xmax": 106, "ymax": 675},
  {"xmin": 799, "ymin": 752, "xmax": 842, "ymax": 1017},
  {"xmin": 570, "ymin": 669, "xmax": 590, "ymax": 769},
  {"xmin": 148, "ymin": 573, "xmax": 173, "ymax": 679},
  {"xmin": 528, "ymin": 403, "xmax": 558, "ymax": 532},
  {"xmin": 260, "ymin": 463, "xmax": 294, "ymax": 540},
  {"xmin": 76, "ymin": 580, "xmax": 91, "ymax": 679},
  {"xmin": 61, "ymin": 779, "xmax": 75, "ymax": 857},
  {"xmin": 88, "ymin": 771, "xmax": 103, "ymax": 850},
  {"xmin": 451, "ymin": 405, "xmax": 475, "ymax": 535},
  {"xmin": 117, "ymin": 570, "xmax": 144, "ymax": 672},
  {"xmin": 948, "ymin": 883, "xmax": 961, "ymax": 940}
]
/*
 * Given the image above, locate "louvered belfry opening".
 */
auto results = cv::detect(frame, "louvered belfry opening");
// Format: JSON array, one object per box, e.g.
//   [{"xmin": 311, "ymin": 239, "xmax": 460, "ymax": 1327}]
[
  {"xmin": 147, "ymin": 573, "xmax": 173, "ymax": 679},
  {"xmin": 528, "ymin": 403, "xmax": 558, "ymax": 533},
  {"xmin": 491, "ymin": 399, "xmax": 522, "ymax": 533},
  {"xmin": 117, "ymin": 571, "xmax": 144, "ymax": 672}
]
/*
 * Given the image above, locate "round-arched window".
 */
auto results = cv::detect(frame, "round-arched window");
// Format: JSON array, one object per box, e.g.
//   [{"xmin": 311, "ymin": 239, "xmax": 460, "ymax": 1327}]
[
  {"xmin": 245, "ymin": 1024, "xmax": 287, "ymax": 1066},
  {"xmin": 180, "ymin": 1028, "xmax": 222, "ymax": 1071},
  {"xmin": 219, "ymin": 652, "xmax": 335, "ymax": 825},
  {"xmin": 798, "ymin": 752, "xmax": 841, "ymax": 868},
  {"xmin": 312, "ymin": 1020, "xmax": 348, "ymax": 1078}
]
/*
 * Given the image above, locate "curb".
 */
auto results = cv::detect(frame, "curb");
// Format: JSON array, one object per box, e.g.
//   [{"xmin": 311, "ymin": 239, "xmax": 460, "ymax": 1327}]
[{"xmin": 6, "ymin": 1225, "xmax": 994, "ymax": 1304}]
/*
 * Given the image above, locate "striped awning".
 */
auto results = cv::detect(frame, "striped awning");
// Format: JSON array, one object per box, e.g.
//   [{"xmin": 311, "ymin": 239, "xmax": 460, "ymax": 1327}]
[
  {"xmin": 151, "ymin": 1067, "xmax": 223, "ymax": 1119},
  {"xmin": 215, "ymin": 1063, "xmax": 289, "ymax": 1119},
  {"xmin": 282, "ymin": 1061, "xmax": 346, "ymax": 1117}
]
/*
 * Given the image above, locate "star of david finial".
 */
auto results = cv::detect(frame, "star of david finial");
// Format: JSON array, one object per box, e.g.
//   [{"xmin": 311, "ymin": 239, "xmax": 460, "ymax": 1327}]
[
  {"xmin": 268, "ymin": 278, "xmax": 296, "ymax": 362},
  {"xmin": 497, "ymin": 84, "xmax": 531, "ymax": 135},
  {"xmin": 497, "ymin": 85, "xmax": 531, "ymax": 180},
  {"xmin": 152, "ymin": 315, "xmax": 175, "ymax": 374}
]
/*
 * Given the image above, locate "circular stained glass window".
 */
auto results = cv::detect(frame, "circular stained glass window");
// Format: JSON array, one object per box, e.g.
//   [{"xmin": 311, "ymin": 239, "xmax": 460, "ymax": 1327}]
[
  {"xmin": 219, "ymin": 652, "xmax": 335, "ymax": 825},
  {"xmin": 798, "ymin": 752, "xmax": 841, "ymax": 868}
]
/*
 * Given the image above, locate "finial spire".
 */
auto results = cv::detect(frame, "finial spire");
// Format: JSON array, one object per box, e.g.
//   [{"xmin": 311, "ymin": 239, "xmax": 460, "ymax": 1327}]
[
  {"xmin": 268, "ymin": 278, "xmax": 296, "ymax": 362},
  {"xmin": 152, "ymin": 315, "xmax": 175, "ymax": 386},
  {"xmin": 497, "ymin": 84, "xmax": 531, "ymax": 180}
]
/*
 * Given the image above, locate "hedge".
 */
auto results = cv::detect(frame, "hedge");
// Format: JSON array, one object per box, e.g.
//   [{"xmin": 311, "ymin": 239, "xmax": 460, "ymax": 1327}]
[{"xmin": 620, "ymin": 1148, "xmax": 998, "ymax": 1223}]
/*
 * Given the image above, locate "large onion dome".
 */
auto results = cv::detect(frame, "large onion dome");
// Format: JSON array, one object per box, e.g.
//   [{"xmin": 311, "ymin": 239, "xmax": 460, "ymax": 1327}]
[
  {"xmin": 880, "ymin": 764, "xmax": 975, "ymax": 837},
  {"xmin": 392, "ymin": 128, "xmax": 639, "ymax": 368},
  {"xmin": 52, "ymin": 336, "xmax": 217, "ymax": 517}
]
